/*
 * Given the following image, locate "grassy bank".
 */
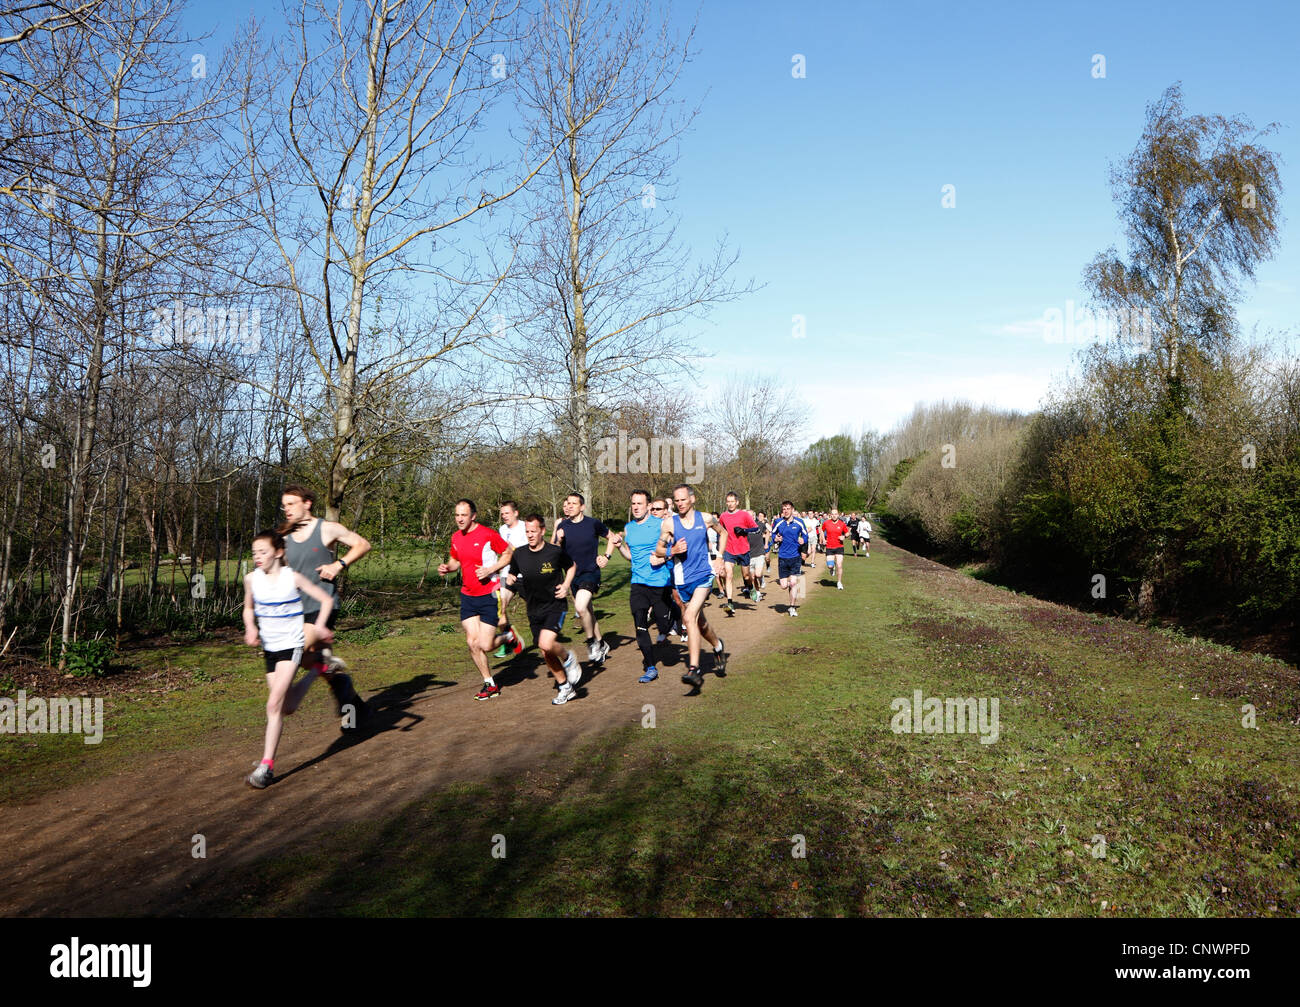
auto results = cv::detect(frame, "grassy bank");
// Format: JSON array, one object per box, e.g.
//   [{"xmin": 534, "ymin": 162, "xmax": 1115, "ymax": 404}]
[{"xmin": 160, "ymin": 546, "xmax": 1300, "ymax": 917}]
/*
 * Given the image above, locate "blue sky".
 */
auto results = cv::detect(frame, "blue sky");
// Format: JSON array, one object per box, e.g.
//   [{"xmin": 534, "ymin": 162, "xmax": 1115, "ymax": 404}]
[
  {"xmin": 670, "ymin": 0, "xmax": 1300, "ymax": 441},
  {"xmin": 191, "ymin": 0, "xmax": 1299, "ymax": 445}
]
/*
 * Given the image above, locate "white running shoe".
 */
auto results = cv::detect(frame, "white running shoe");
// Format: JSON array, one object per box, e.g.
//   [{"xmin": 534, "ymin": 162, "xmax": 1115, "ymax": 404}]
[
  {"xmin": 565, "ymin": 654, "xmax": 583, "ymax": 689},
  {"xmin": 837, "ymin": 582, "xmax": 844, "ymax": 590},
  {"xmin": 791, "ymin": 607, "xmax": 799, "ymax": 618},
  {"xmin": 553, "ymin": 682, "xmax": 576, "ymax": 705},
  {"xmin": 247, "ymin": 763, "xmax": 273, "ymax": 789}
]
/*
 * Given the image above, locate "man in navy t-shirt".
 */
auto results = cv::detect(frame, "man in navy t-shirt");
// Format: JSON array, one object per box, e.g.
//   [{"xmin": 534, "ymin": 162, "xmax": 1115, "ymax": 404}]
[
  {"xmin": 769, "ymin": 500, "xmax": 808, "ymax": 617},
  {"xmin": 553, "ymin": 492, "xmax": 610, "ymax": 663}
]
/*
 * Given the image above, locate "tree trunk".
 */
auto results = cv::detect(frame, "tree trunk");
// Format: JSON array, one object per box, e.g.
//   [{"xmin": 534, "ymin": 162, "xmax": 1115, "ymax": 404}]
[
  {"xmin": 0, "ymin": 408, "xmax": 25, "ymax": 639},
  {"xmin": 58, "ymin": 123, "xmax": 117, "ymax": 664},
  {"xmin": 567, "ymin": 108, "xmax": 592, "ymax": 505}
]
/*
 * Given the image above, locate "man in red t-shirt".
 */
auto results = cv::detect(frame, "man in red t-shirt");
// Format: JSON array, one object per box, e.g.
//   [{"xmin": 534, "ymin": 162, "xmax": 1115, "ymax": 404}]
[
  {"xmin": 438, "ymin": 499, "xmax": 520, "ymax": 700},
  {"xmin": 717, "ymin": 491, "xmax": 758, "ymax": 616},
  {"xmin": 821, "ymin": 507, "xmax": 850, "ymax": 591}
]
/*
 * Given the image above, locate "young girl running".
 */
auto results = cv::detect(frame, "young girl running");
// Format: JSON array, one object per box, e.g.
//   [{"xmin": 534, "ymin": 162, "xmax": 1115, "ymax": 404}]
[{"xmin": 242, "ymin": 530, "xmax": 337, "ymax": 789}]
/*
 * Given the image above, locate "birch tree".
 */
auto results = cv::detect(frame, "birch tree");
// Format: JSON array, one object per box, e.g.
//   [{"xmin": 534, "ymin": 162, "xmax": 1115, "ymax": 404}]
[{"xmin": 1083, "ymin": 83, "xmax": 1281, "ymax": 390}]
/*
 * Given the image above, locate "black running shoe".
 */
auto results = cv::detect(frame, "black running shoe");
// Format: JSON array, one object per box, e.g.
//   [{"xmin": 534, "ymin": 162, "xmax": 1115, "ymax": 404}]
[
  {"xmin": 326, "ymin": 672, "xmax": 354, "ymax": 716},
  {"xmin": 681, "ymin": 667, "xmax": 704, "ymax": 688},
  {"xmin": 341, "ymin": 694, "xmax": 368, "ymax": 731}
]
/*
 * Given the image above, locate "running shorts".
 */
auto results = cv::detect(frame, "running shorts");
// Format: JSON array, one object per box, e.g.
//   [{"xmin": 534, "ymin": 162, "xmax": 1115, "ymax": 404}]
[
  {"xmin": 723, "ymin": 550, "xmax": 749, "ymax": 566},
  {"xmin": 675, "ymin": 577, "xmax": 714, "ymax": 605},
  {"xmin": 460, "ymin": 592, "xmax": 499, "ymax": 623},
  {"xmin": 300, "ymin": 607, "xmax": 338, "ymax": 631},
  {"xmin": 527, "ymin": 602, "xmax": 567, "ymax": 641},
  {"xmin": 778, "ymin": 556, "xmax": 802, "ymax": 579},
  {"xmin": 263, "ymin": 646, "xmax": 304, "ymax": 675}
]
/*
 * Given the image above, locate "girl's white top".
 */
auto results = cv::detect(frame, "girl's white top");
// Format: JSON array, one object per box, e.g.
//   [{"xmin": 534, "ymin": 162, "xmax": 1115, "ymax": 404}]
[{"xmin": 252, "ymin": 565, "xmax": 305, "ymax": 651}]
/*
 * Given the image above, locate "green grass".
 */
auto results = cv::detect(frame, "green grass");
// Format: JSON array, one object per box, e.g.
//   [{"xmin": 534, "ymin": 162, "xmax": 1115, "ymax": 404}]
[
  {"xmin": 10, "ymin": 546, "xmax": 1300, "ymax": 916},
  {"xmin": 0, "ymin": 557, "xmax": 632, "ymax": 805},
  {"xmin": 168, "ymin": 550, "xmax": 1300, "ymax": 916}
]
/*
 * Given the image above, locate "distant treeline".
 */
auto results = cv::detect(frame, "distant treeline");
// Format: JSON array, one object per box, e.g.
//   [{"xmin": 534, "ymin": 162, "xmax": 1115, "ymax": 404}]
[{"xmin": 879, "ymin": 338, "xmax": 1300, "ymax": 637}]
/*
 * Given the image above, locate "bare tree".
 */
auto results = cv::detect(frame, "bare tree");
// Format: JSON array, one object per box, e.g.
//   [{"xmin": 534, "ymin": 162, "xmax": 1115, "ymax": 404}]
[
  {"xmin": 0, "ymin": 0, "xmax": 240, "ymax": 659},
  {"xmin": 705, "ymin": 371, "xmax": 805, "ymax": 511},
  {"xmin": 236, "ymin": 0, "xmax": 558, "ymax": 522},
  {"xmin": 0, "ymin": 1, "xmax": 102, "ymax": 47},
  {"xmin": 508, "ymin": 0, "xmax": 749, "ymax": 504}
]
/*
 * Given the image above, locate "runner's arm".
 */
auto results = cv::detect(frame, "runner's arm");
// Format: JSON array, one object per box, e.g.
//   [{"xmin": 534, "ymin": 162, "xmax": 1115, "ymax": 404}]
[
  {"xmin": 319, "ymin": 522, "xmax": 371, "ymax": 580},
  {"xmin": 653, "ymin": 517, "xmax": 675, "ymax": 559},
  {"xmin": 295, "ymin": 573, "xmax": 336, "ymax": 632},
  {"xmin": 477, "ymin": 544, "xmax": 514, "ymax": 582},
  {"xmin": 706, "ymin": 513, "xmax": 727, "ymax": 571},
  {"xmin": 558, "ymin": 556, "xmax": 577, "ymax": 598},
  {"xmin": 242, "ymin": 575, "xmax": 259, "ymax": 645}
]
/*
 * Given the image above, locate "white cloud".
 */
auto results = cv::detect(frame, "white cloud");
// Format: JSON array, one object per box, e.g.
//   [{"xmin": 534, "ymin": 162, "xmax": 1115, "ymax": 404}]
[
  {"xmin": 696, "ymin": 359, "xmax": 1064, "ymax": 448},
  {"xmin": 793, "ymin": 369, "xmax": 1055, "ymax": 442},
  {"xmin": 979, "ymin": 317, "xmax": 1051, "ymax": 340}
]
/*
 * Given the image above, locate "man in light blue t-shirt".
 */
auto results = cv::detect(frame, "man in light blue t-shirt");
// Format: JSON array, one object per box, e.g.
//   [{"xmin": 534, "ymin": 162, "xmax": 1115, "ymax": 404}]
[{"xmin": 608, "ymin": 489, "xmax": 677, "ymax": 683}]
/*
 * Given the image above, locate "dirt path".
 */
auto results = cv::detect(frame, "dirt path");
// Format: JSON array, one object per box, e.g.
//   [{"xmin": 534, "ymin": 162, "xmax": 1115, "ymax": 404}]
[{"xmin": 0, "ymin": 573, "xmax": 832, "ymax": 916}]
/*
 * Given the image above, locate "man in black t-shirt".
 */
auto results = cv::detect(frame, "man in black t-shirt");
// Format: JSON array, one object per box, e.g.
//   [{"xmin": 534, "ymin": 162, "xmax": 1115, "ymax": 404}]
[
  {"xmin": 552, "ymin": 492, "xmax": 611, "ymax": 664},
  {"xmin": 508, "ymin": 514, "xmax": 583, "ymax": 705}
]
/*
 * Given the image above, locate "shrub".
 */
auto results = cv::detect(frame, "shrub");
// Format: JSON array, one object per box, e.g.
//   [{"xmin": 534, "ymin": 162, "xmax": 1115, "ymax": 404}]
[{"xmin": 62, "ymin": 638, "xmax": 115, "ymax": 678}]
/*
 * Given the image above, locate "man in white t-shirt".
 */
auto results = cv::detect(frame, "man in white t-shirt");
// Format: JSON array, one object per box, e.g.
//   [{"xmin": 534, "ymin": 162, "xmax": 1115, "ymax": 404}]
[
  {"xmin": 493, "ymin": 501, "xmax": 531, "ymax": 657},
  {"xmin": 858, "ymin": 516, "xmax": 871, "ymax": 557}
]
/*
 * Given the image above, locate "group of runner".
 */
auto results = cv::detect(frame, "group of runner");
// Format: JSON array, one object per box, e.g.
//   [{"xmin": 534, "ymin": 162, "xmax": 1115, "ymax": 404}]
[{"xmin": 241, "ymin": 483, "xmax": 873, "ymax": 789}]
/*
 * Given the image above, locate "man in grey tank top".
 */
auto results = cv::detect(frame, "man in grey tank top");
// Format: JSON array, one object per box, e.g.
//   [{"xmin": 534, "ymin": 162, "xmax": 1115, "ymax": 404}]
[{"xmin": 280, "ymin": 484, "xmax": 372, "ymax": 728}]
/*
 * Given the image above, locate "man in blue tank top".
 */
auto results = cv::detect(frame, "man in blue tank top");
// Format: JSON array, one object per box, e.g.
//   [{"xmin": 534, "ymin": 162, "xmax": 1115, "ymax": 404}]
[
  {"xmin": 652, "ymin": 483, "xmax": 729, "ymax": 691},
  {"xmin": 608, "ymin": 489, "xmax": 676, "ymax": 683}
]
